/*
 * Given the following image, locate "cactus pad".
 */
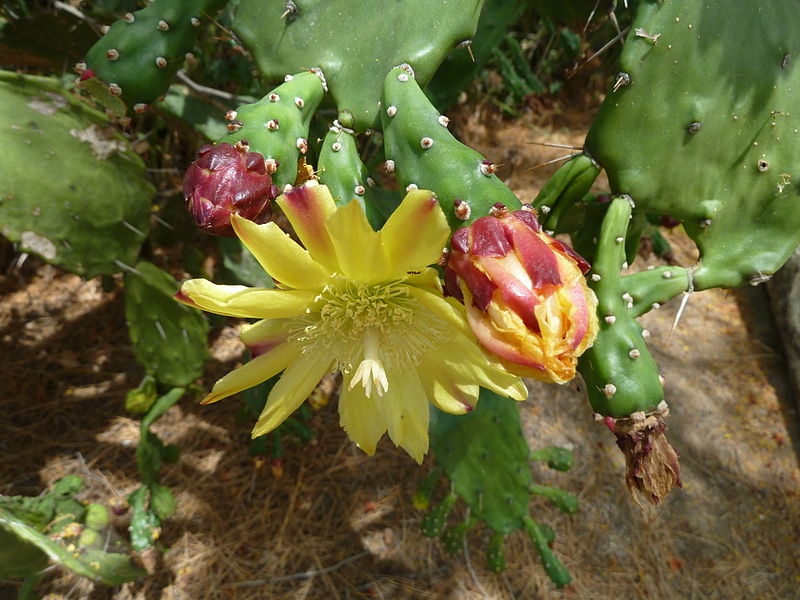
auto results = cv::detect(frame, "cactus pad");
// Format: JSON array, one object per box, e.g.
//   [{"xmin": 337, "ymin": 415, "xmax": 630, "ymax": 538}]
[
  {"xmin": 585, "ymin": 0, "xmax": 800, "ymax": 290},
  {"xmin": 382, "ymin": 65, "xmax": 520, "ymax": 231},
  {"xmin": 124, "ymin": 261, "xmax": 209, "ymax": 387},
  {"xmin": 0, "ymin": 72, "xmax": 152, "ymax": 277},
  {"xmin": 233, "ymin": 0, "xmax": 484, "ymax": 131},
  {"xmin": 81, "ymin": 0, "xmax": 229, "ymax": 110},
  {"xmin": 214, "ymin": 71, "xmax": 325, "ymax": 189}
]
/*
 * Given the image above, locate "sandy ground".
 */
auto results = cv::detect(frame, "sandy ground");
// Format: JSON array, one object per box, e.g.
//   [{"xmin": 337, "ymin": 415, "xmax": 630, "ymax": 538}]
[{"xmin": 2, "ymin": 101, "xmax": 799, "ymax": 600}]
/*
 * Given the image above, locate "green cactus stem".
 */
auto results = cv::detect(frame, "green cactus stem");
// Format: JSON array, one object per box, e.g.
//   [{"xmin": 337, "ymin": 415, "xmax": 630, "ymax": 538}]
[
  {"xmin": 233, "ymin": 0, "xmax": 484, "ymax": 131},
  {"xmin": 317, "ymin": 124, "xmax": 387, "ymax": 229},
  {"xmin": 522, "ymin": 516, "xmax": 571, "ymax": 588},
  {"xmin": 532, "ymin": 152, "xmax": 601, "ymax": 232},
  {"xmin": 214, "ymin": 70, "xmax": 326, "ymax": 189},
  {"xmin": 80, "ymin": 0, "xmax": 230, "ymax": 111},
  {"xmin": 382, "ymin": 64, "xmax": 521, "ymax": 231},
  {"xmin": 577, "ymin": 196, "xmax": 681, "ymax": 505}
]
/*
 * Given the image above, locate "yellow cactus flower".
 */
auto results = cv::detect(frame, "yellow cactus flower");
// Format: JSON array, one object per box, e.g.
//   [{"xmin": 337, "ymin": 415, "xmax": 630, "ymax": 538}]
[{"xmin": 176, "ymin": 183, "xmax": 527, "ymax": 462}]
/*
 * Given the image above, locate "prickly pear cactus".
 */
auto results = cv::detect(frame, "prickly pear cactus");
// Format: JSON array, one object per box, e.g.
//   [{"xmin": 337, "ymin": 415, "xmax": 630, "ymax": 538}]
[
  {"xmin": 233, "ymin": 0, "xmax": 484, "ymax": 130},
  {"xmin": 124, "ymin": 261, "xmax": 209, "ymax": 387},
  {"xmin": 381, "ymin": 64, "xmax": 520, "ymax": 230},
  {"xmin": 585, "ymin": 0, "xmax": 800, "ymax": 291},
  {"xmin": 425, "ymin": 390, "xmax": 576, "ymax": 587},
  {"xmin": 0, "ymin": 72, "xmax": 152, "ymax": 277},
  {"xmin": 80, "ymin": 0, "xmax": 230, "ymax": 112},
  {"xmin": 215, "ymin": 71, "xmax": 326, "ymax": 189},
  {"xmin": 0, "ymin": 476, "xmax": 145, "ymax": 585}
]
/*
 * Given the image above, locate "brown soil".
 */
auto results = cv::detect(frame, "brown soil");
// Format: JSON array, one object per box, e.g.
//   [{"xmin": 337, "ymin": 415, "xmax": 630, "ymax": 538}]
[{"xmin": 2, "ymin": 94, "xmax": 800, "ymax": 600}]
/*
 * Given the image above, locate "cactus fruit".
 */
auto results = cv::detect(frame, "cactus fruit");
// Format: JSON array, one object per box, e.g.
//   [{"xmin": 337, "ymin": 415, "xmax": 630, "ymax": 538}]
[
  {"xmin": 233, "ymin": 0, "xmax": 484, "ymax": 131},
  {"xmin": 183, "ymin": 142, "xmax": 279, "ymax": 236},
  {"xmin": 382, "ymin": 64, "xmax": 520, "ymax": 230},
  {"xmin": 124, "ymin": 261, "xmax": 209, "ymax": 388},
  {"xmin": 80, "ymin": 0, "xmax": 230, "ymax": 110},
  {"xmin": 209, "ymin": 71, "xmax": 326, "ymax": 189},
  {"xmin": 585, "ymin": 0, "xmax": 800, "ymax": 291},
  {"xmin": 0, "ymin": 72, "xmax": 152, "ymax": 277}
]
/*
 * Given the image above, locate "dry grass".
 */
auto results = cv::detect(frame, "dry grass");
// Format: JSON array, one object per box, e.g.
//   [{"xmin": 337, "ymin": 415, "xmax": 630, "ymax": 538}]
[{"xmin": 2, "ymin": 106, "xmax": 800, "ymax": 600}]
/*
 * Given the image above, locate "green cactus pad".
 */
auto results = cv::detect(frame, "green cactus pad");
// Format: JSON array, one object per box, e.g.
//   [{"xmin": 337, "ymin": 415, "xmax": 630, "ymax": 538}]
[
  {"xmin": 318, "ymin": 125, "xmax": 387, "ymax": 229},
  {"xmin": 233, "ymin": 0, "xmax": 483, "ymax": 131},
  {"xmin": 529, "ymin": 445, "xmax": 575, "ymax": 472},
  {"xmin": 82, "ymin": 0, "xmax": 230, "ymax": 109},
  {"xmin": 0, "ymin": 476, "xmax": 145, "ymax": 584},
  {"xmin": 382, "ymin": 65, "xmax": 520, "ymax": 231},
  {"xmin": 216, "ymin": 71, "xmax": 325, "ymax": 189},
  {"xmin": 430, "ymin": 390, "xmax": 532, "ymax": 534},
  {"xmin": 485, "ymin": 532, "xmax": 507, "ymax": 573},
  {"xmin": 585, "ymin": 0, "xmax": 800, "ymax": 289},
  {"xmin": 124, "ymin": 261, "xmax": 209, "ymax": 387},
  {"xmin": 421, "ymin": 492, "xmax": 457, "ymax": 538},
  {"xmin": 0, "ymin": 72, "xmax": 152, "ymax": 277},
  {"xmin": 578, "ymin": 197, "xmax": 664, "ymax": 417}
]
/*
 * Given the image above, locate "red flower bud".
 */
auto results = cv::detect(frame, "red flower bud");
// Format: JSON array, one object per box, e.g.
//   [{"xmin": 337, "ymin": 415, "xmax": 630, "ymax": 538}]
[
  {"xmin": 183, "ymin": 142, "xmax": 279, "ymax": 236},
  {"xmin": 445, "ymin": 208, "xmax": 598, "ymax": 384}
]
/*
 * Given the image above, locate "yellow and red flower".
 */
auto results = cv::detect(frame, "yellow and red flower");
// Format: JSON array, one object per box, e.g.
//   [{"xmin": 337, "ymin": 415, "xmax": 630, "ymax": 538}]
[
  {"xmin": 176, "ymin": 183, "xmax": 527, "ymax": 462},
  {"xmin": 445, "ymin": 206, "xmax": 598, "ymax": 384}
]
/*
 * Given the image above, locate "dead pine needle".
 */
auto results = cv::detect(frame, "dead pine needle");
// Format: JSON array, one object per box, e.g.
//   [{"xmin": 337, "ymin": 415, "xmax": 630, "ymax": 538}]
[{"xmin": 226, "ymin": 550, "xmax": 370, "ymax": 588}]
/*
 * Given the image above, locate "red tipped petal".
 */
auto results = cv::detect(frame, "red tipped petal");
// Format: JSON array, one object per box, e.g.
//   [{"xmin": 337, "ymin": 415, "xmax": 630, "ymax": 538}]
[
  {"xmin": 470, "ymin": 217, "xmax": 511, "ymax": 257},
  {"xmin": 504, "ymin": 220, "xmax": 561, "ymax": 288}
]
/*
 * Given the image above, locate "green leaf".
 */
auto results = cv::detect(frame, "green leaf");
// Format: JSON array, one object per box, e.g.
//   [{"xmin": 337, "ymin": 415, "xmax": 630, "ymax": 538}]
[{"xmin": 124, "ymin": 261, "xmax": 209, "ymax": 387}]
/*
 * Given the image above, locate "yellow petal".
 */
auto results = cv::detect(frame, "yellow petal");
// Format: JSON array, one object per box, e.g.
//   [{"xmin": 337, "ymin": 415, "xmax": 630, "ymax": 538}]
[
  {"xmin": 240, "ymin": 319, "xmax": 290, "ymax": 356},
  {"xmin": 275, "ymin": 183, "xmax": 338, "ymax": 271},
  {"xmin": 379, "ymin": 369, "xmax": 429, "ymax": 463},
  {"xmin": 436, "ymin": 333, "xmax": 529, "ymax": 402},
  {"xmin": 380, "ymin": 189, "xmax": 449, "ymax": 277},
  {"xmin": 178, "ymin": 279, "xmax": 316, "ymax": 319},
  {"xmin": 338, "ymin": 384, "xmax": 386, "ymax": 455},
  {"xmin": 325, "ymin": 199, "xmax": 384, "ymax": 281},
  {"xmin": 251, "ymin": 351, "xmax": 334, "ymax": 437},
  {"xmin": 230, "ymin": 215, "xmax": 330, "ymax": 290},
  {"xmin": 405, "ymin": 285, "xmax": 473, "ymax": 335},
  {"xmin": 201, "ymin": 342, "xmax": 299, "ymax": 405},
  {"xmin": 418, "ymin": 366, "xmax": 478, "ymax": 414}
]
